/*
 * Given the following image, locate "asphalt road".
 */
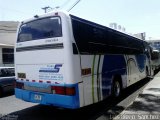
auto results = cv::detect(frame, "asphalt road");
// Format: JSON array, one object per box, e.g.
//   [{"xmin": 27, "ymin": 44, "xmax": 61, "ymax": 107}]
[{"xmin": 0, "ymin": 78, "xmax": 151, "ymax": 120}]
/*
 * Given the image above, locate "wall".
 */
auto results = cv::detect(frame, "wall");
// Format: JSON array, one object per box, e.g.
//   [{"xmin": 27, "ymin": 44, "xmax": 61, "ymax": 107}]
[
  {"xmin": 0, "ymin": 21, "xmax": 19, "ymax": 67},
  {"xmin": 0, "ymin": 33, "xmax": 17, "ymax": 45}
]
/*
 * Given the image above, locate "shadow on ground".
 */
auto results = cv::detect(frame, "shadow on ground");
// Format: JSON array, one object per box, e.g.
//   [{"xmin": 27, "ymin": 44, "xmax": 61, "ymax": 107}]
[{"xmin": 126, "ymin": 93, "xmax": 160, "ymax": 113}]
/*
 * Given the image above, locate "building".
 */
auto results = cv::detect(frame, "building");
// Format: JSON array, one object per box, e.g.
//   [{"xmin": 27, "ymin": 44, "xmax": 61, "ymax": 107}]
[
  {"xmin": 0, "ymin": 21, "xmax": 19, "ymax": 67},
  {"xmin": 146, "ymin": 39, "xmax": 160, "ymax": 51},
  {"xmin": 133, "ymin": 32, "xmax": 146, "ymax": 40}
]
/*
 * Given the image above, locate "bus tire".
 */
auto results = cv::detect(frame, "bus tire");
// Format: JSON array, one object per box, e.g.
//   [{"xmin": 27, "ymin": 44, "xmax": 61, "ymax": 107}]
[{"xmin": 112, "ymin": 77, "xmax": 122, "ymax": 97}]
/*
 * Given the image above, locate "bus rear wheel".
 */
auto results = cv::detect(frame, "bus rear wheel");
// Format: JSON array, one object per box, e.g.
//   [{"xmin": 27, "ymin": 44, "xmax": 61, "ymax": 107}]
[{"xmin": 112, "ymin": 80, "xmax": 121, "ymax": 97}]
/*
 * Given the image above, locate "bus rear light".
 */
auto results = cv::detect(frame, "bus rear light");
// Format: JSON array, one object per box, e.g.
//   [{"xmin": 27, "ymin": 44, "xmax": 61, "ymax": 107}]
[
  {"xmin": 15, "ymin": 82, "xmax": 24, "ymax": 89},
  {"xmin": 51, "ymin": 86, "xmax": 76, "ymax": 96},
  {"xmin": 66, "ymin": 87, "xmax": 76, "ymax": 96},
  {"xmin": 53, "ymin": 86, "xmax": 66, "ymax": 95}
]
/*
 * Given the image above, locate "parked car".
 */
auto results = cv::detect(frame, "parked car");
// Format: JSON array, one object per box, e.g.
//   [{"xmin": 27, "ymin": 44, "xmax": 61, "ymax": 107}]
[{"xmin": 0, "ymin": 67, "xmax": 15, "ymax": 97}]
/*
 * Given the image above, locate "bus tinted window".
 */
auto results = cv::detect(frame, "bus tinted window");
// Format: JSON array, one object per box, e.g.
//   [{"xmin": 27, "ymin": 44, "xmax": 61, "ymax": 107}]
[
  {"xmin": 18, "ymin": 17, "xmax": 62, "ymax": 42},
  {"xmin": 71, "ymin": 15, "xmax": 144, "ymax": 55}
]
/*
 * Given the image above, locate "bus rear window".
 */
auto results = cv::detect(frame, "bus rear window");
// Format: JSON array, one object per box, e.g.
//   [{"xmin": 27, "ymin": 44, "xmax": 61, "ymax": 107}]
[{"xmin": 18, "ymin": 17, "xmax": 62, "ymax": 42}]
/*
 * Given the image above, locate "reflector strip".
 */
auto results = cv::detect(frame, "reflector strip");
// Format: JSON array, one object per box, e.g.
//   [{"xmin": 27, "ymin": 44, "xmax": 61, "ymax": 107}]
[
  {"xmin": 47, "ymin": 81, "xmax": 51, "ymax": 83},
  {"xmin": 39, "ymin": 80, "xmax": 43, "ymax": 83}
]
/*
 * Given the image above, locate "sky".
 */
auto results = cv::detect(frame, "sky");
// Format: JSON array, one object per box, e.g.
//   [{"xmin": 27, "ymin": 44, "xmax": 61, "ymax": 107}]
[{"xmin": 0, "ymin": 0, "xmax": 160, "ymax": 40}]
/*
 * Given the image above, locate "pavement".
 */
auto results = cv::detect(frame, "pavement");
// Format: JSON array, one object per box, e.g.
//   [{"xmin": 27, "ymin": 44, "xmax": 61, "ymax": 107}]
[
  {"xmin": 114, "ymin": 72, "xmax": 160, "ymax": 120},
  {"xmin": 0, "ymin": 95, "xmax": 37, "ymax": 115}
]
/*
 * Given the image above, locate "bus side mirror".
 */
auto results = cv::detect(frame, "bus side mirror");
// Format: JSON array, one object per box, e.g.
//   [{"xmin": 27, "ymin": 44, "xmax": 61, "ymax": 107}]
[{"xmin": 151, "ymin": 50, "xmax": 159, "ymax": 60}]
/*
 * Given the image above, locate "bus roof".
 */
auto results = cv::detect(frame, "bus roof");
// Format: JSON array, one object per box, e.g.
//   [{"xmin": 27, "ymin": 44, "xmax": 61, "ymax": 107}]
[
  {"xmin": 20, "ymin": 10, "xmax": 69, "ymax": 24},
  {"xmin": 19, "ymin": 10, "xmax": 146, "ymax": 44},
  {"xmin": 70, "ymin": 14, "xmax": 145, "ymax": 43}
]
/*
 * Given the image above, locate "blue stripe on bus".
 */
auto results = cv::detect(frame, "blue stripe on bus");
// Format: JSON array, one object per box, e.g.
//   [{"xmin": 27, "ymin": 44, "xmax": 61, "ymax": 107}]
[
  {"xmin": 135, "ymin": 54, "xmax": 146, "ymax": 72},
  {"xmin": 102, "ymin": 55, "xmax": 127, "ymax": 98},
  {"xmin": 15, "ymin": 83, "xmax": 80, "ymax": 109}
]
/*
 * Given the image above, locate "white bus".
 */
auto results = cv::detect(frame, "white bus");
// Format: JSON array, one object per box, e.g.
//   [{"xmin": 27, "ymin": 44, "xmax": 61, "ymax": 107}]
[
  {"xmin": 15, "ymin": 11, "xmax": 152, "ymax": 109},
  {"xmin": 147, "ymin": 40, "xmax": 160, "ymax": 72},
  {"xmin": 150, "ymin": 48, "xmax": 160, "ymax": 73},
  {"xmin": 147, "ymin": 40, "xmax": 160, "ymax": 51}
]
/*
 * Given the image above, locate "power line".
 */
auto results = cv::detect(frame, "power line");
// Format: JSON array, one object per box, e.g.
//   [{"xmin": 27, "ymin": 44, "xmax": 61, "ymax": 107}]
[
  {"xmin": 0, "ymin": 24, "xmax": 18, "ymax": 28},
  {"xmin": 0, "ymin": 27, "xmax": 17, "ymax": 32},
  {"xmin": 41, "ymin": 0, "xmax": 80, "ymax": 13},
  {"xmin": 0, "ymin": 26, "xmax": 17, "ymax": 28},
  {"xmin": 67, "ymin": 0, "xmax": 81, "ymax": 12},
  {"xmin": 0, "ymin": 29, "xmax": 16, "ymax": 31}
]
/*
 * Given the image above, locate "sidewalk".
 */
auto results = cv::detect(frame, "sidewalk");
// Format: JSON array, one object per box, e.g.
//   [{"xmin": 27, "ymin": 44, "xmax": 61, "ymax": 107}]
[{"xmin": 114, "ymin": 72, "xmax": 160, "ymax": 120}]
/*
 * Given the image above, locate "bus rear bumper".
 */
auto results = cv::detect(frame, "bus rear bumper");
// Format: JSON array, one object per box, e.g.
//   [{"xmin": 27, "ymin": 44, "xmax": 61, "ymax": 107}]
[{"xmin": 15, "ymin": 88, "xmax": 80, "ymax": 109}]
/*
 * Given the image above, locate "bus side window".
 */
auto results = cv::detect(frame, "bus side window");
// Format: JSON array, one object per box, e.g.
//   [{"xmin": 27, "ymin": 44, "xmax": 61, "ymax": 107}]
[{"xmin": 151, "ymin": 50, "xmax": 159, "ymax": 60}]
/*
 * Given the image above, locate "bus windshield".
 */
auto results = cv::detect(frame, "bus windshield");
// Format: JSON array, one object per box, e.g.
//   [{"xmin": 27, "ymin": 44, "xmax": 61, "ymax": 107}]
[{"xmin": 18, "ymin": 17, "xmax": 62, "ymax": 42}]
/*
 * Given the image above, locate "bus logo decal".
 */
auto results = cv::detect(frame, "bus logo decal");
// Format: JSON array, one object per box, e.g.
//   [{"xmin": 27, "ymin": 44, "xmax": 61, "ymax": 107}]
[{"xmin": 39, "ymin": 64, "xmax": 62, "ymax": 73}]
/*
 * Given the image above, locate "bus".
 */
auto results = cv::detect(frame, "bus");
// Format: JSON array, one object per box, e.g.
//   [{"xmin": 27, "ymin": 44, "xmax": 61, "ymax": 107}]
[
  {"xmin": 147, "ymin": 39, "xmax": 160, "ymax": 51},
  {"xmin": 149, "ymin": 48, "xmax": 160, "ymax": 73},
  {"xmin": 15, "ymin": 11, "xmax": 152, "ymax": 109},
  {"xmin": 147, "ymin": 40, "xmax": 160, "ymax": 72}
]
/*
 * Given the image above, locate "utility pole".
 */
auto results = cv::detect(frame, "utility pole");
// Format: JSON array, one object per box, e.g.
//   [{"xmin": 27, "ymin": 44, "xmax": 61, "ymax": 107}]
[{"xmin": 42, "ymin": 6, "xmax": 51, "ymax": 13}]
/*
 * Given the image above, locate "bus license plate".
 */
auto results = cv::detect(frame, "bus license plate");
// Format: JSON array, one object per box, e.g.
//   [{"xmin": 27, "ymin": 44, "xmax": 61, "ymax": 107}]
[{"xmin": 34, "ymin": 94, "xmax": 42, "ymax": 101}]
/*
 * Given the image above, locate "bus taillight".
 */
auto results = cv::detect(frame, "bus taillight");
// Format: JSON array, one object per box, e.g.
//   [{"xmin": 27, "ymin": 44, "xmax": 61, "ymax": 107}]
[
  {"xmin": 53, "ymin": 86, "xmax": 65, "ymax": 95},
  {"xmin": 51, "ymin": 86, "xmax": 76, "ymax": 96},
  {"xmin": 66, "ymin": 87, "xmax": 76, "ymax": 96}
]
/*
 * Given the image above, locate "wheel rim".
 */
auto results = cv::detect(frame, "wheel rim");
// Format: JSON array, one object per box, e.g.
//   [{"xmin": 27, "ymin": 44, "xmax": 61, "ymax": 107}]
[{"xmin": 114, "ymin": 81, "xmax": 120, "ymax": 97}]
